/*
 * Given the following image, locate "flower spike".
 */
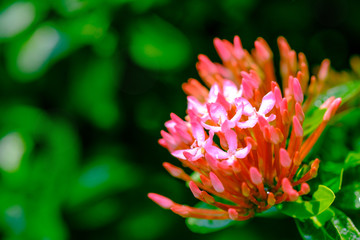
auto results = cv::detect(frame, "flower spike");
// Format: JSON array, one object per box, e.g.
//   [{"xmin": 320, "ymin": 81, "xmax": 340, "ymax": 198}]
[{"xmin": 152, "ymin": 36, "xmax": 342, "ymax": 221}]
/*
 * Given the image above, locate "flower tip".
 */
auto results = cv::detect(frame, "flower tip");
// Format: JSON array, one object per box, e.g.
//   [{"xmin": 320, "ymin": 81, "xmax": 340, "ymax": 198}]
[
  {"xmin": 288, "ymin": 191, "xmax": 299, "ymax": 202},
  {"xmin": 209, "ymin": 172, "xmax": 225, "ymax": 193},
  {"xmin": 163, "ymin": 162, "xmax": 184, "ymax": 178},
  {"xmin": 281, "ymin": 178, "xmax": 299, "ymax": 201},
  {"xmin": 241, "ymin": 182, "xmax": 250, "ymax": 197},
  {"xmin": 273, "ymin": 86, "xmax": 282, "ymax": 107},
  {"xmin": 280, "ymin": 148, "xmax": 291, "ymax": 168},
  {"xmin": 228, "ymin": 208, "xmax": 239, "ymax": 220},
  {"xmin": 254, "ymin": 40, "xmax": 271, "ymax": 62},
  {"xmin": 214, "ymin": 38, "xmax": 231, "ymax": 61},
  {"xmin": 318, "ymin": 59, "xmax": 330, "ymax": 80},
  {"xmin": 292, "ymin": 116, "xmax": 303, "ymax": 137},
  {"xmin": 148, "ymin": 193, "xmax": 174, "ymax": 209},
  {"xmin": 299, "ymin": 183, "xmax": 310, "ymax": 195},
  {"xmin": 267, "ymin": 192, "xmax": 276, "ymax": 206},
  {"xmin": 292, "ymin": 77, "xmax": 304, "ymax": 103},
  {"xmin": 323, "ymin": 98, "xmax": 341, "ymax": 121},
  {"xmin": 295, "ymin": 102, "xmax": 305, "ymax": 122},
  {"xmin": 189, "ymin": 181, "xmax": 202, "ymax": 199},
  {"xmin": 233, "ymin": 35, "xmax": 244, "ymax": 59},
  {"xmin": 158, "ymin": 138, "xmax": 167, "ymax": 148},
  {"xmin": 249, "ymin": 167, "xmax": 263, "ymax": 185}
]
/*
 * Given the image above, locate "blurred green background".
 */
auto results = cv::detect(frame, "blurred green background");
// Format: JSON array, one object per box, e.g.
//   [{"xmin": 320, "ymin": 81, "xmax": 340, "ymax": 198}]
[{"xmin": 0, "ymin": 0, "xmax": 359, "ymax": 239}]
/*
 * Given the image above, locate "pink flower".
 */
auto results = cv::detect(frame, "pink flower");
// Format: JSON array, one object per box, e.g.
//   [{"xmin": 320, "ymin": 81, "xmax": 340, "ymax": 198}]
[{"xmin": 150, "ymin": 36, "xmax": 341, "ymax": 221}]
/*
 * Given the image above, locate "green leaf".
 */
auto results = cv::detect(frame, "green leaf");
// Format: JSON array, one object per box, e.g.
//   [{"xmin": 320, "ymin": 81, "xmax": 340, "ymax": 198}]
[
  {"xmin": 321, "ymin": 161, "xmax": 344, "ymax": 193},
  {"xmin": 335, "ymin": 183, "xmax": 360, "ymax": 212},
  {"xmin": 303, "ymin": 81, "xmax": 360, "ymax": 137},
  {"xmin": 316, "ymin": 81, "xmax": 360, "ymax": 108},
  {"xmin": 303, "ymin": 108, "xmax": 326, "ymax": 137},
  {"xmin": 344, "ymin": 152, "xmax": 360, "ymax": 170},
  {"xmin": 296, "ymin": 208, "xmax": 360, "ymax": 240},
  {"xmin": 310, "ymin": 208, "xmax": 335, "ymax": 228},
  {"xmin": 330, "ymin": 208, "xmax": 360, "ymax": 239},
  {"xmin": 277, "ymin": 185, "xmax": 335, "ymax": 219},
  {"xmin": 296, "ymin": 215, "xmax": 337, "ymax": 240},
  {"xmin": 185, "ymin": 201, "xmax": 236, "ymax": 234}
]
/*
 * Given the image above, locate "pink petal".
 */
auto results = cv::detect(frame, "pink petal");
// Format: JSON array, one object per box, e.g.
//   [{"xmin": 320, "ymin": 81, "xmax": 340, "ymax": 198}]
[
  {"xmin": 259, "ymin": 91, "xmax": 275, "ymax": 115},
  {"xmin": 205, "ymin": 153, "xmax": 218, "ymax": 170},
  {"xmin": 237, "ymin": 117, "xmax": 257, "ymax": 129},
  {"xmin": 189, "ymin": 115, "xmax": 205, "ymax": 143},
  {"xmin": 222, "ymin": 79, "xmax": 239, "ymax": 101},
  {"xmin": 207, "ymin": 103, "xmax": 228, "ymax": 123},
  {"xmin": 208, "ymin": 84, "xmax": 220, "ymax": 103},
  {"xmin": 234, "ymin": 142, "xmax": 252, "ymax": 159},
  {"xmin": 215, "ymin": 92, "xmax": 231, "ymax": 111},
  {"xmin": 220, "ymin": 119, "xmax": 235, "ymax": 132},
  {"xmin": 230, "ymin": 105, "xmax": 243, "ymax": 123},
  {"xmin": 266, "ymin": 114, "xmax": 276, "ymax": 122},
  {"xmin": 205, "ymin": 145, "xmax": 228, "ymax": 159},
  {"xmin": 258, "ymin": 115, "xmax": 269, "ymax": 130},
  {"xmin": 201, "ymin": 121, "xmax": 221, "ymax": 132},
  {"xmin": 241, "ymin": 79, "xmax": 253, "ymax": 99},
  {"xmin": 184, "ymin": 148, "xmax": 203, "ymax": 161},
  {"xmin": 235, "ymin": 98, "xmax": 254, "ymax": 116},
  {"xmin": 171, "ymin": 149, "xmax": 187, "ymax": 160},
  {"xmin": 187, "ymin": 96, "xmax": 206, "ymax": 115},
  {"xmin": 224, "ymin": 129, "xmax": 238, "ymax": 153}
]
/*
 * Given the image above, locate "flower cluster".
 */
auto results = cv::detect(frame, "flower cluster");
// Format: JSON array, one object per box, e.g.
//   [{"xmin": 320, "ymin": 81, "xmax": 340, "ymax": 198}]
[{"xmin": 148, "ymin": 36, "xmax": 341, "ymax": 220}]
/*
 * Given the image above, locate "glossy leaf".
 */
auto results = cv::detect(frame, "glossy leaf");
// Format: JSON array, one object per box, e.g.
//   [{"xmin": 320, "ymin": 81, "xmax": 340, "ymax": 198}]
[
  {"xmin": 277, "ymin": 185, "xmax": 335, "ymax": 219},
  {"xmin": 331, "ymin": 208, "xmax": 360, "ymax": 239},
  {"xmin": 316, "ymin": 81, "xmax": 360, "ymax": 107},
  {"xmin": 296, "ymin": 208, "xmax": 360, "ymax": 240},
  {"xmin": 303, "ymin": 108, "xmax": 326, "ymax": 137},
  {"xmin": 335, "ymin": 183, "xmax": 360, "ymax": 211},
  {"xmin": 320, "ymin": 161, "xmax": 344, "ymax": 193},
  {"xmin": 303, "ymin": 81, "xmax": 360, "ymax": 137}
]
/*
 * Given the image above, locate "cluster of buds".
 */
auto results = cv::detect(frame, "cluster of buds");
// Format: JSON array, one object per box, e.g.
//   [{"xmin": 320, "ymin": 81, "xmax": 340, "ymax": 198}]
[{"xmin": 148, "ymin": 36, "xmax": 341, "ymax": 220}]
